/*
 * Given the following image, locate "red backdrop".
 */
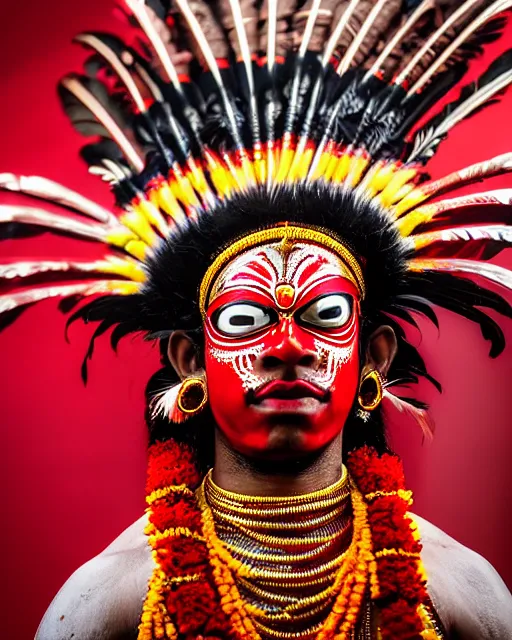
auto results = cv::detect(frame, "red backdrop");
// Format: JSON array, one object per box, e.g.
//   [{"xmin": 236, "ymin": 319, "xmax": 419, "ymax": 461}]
[{"xmin": 1, "ymin": 3, "xmax": 511, "ymax": 639}]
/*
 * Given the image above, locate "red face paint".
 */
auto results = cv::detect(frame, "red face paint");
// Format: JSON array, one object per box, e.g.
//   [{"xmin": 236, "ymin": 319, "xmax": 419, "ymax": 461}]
[{"xmin": 204, "ymin": 241, "xmax": 361, "ymax": 459}]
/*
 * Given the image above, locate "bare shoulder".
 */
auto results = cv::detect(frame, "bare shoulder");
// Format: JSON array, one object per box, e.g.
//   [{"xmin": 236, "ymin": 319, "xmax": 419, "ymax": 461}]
[
  {"xmin": 36, "ymin": 513, "xmax": 152, "ymax": 640},
  {"xmin": 412, "ymin": 513, "xmax": 512, "ymax": 639}
]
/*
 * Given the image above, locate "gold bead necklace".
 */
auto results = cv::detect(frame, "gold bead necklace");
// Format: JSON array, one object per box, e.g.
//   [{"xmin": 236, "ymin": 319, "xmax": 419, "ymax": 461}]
[{"xmin": 201, "ymin": 468, "xmax": 371, "ymax": 639}]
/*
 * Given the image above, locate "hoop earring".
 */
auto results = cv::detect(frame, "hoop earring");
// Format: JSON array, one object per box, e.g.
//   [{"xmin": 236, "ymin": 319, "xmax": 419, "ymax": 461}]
[
  {"xmin": 177, "ymin": 376, "xmax": 208, "ymax": 416},
  {"xmin": 358, "ymin": 370, "xmax": 384, "ymax": 411}
]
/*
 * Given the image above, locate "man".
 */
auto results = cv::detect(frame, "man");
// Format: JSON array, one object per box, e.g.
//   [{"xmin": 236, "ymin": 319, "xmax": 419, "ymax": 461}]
[{"xmin": 2, "ymin": 1, "xmax": 512, "ymax": 638}]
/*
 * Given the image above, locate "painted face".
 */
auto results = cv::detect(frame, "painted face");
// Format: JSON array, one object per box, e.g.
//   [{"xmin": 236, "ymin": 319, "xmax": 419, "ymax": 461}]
[{"xmin": 204, "ymin": 240, "xmax": 361, "ymax": 459}]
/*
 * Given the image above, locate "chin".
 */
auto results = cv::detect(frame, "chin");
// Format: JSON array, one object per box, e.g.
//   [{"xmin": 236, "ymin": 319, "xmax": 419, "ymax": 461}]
[{"xmin": 244, "ymin": 420, "xmax": 336, "ymax": 463}]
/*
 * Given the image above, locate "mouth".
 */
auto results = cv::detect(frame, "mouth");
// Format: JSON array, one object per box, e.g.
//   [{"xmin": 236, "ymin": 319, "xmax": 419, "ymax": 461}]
[{"xmin": 249, "ymin": 380, "xmax": 328, "ymax": 415}]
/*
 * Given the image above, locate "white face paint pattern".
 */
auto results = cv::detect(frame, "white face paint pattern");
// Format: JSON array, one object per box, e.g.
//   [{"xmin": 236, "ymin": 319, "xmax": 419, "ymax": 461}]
[
  {"xmin": 209, "ymin": 242, "xmax": 357, "ymax": 309},
  {"xmin": 205, "ymin": 241, "xmax": 360, "ymax": 392}
]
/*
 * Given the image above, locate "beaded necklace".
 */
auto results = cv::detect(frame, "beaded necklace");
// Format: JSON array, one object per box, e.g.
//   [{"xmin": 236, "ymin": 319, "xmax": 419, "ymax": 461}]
[
  {"xmin": 198, "ymin": 468, "xmax": 377, "ymax": 639},
  {"xmin": 139, "ymin": 440, "xmax": 445, "ymax": 640}
]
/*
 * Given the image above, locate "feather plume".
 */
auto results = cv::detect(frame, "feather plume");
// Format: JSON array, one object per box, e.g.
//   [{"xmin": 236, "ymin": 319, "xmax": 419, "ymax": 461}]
[
  {"xmin": 0, "ymin": 281, "xmax": 137, "ymax": 315},
  {"xmin": 407, "ymin": 0, "xmax": 512, "ymax": 95},
  {"xmin": 397, "ymin": 189, "xmax": 512, "ymax": 236},
  {"xmin": 150, "ymin": 380, "xmax": 184, "ymax": 422},
  {"xmin": 124, "ymin": 0, "xmax": 184, "ymax": 91},
  {"xmin": 408, "ymin": 50, "xmax": 512, "ymax": 162},
  {"xmin": 394, "ymin": 153, "xmax": 512, "ymax": 216},
  {"xmin": 336, "ymin": 0, "xmax": 395, "ymax": 76},
  {"xmin": 321, "ymin": 0, "xmax": 363, "ymax": 67},
  {"xmin": 226, "ymin": 0, "xmax": 260, "ymax": 145},
  {"xmin": 394, "ymin": 0, "xmax": 483, "ymax": 86},
  {"xmin": 260, "ymin": 0, "xmax": 295, "ymax": 58},
  {"xmin": 75, "ymin": 32, "xmax": 147, "ymax": 113},
  {"xmin": 0, "ymin": 258, "xmax": 145, "ymax": 283},
  {"xmin": 364, "ymin": 0, "xmax": 435, "ymax": 81},
  {"xmin": 59, "ymin": 75, "xmax": 145, "ymax": 171},
  {"xmin": 412, "ymin": 224, "xmax": 512, "ymax": 260},
  {"xmin": 0, "ymin": 205, "xmax": 113, "ymax": 242},
  {"xmin": 173, "ymin": 0, "xmax": 245, "ymax": 154},
  {"xmin": 382, "ymin": 389, "xmax": 435, "ymax": 440},
  {"xmin": 0, "ymin": 173, "xmax": 116, "ymax": 225},
  {"xmin": 409, "ymin": 257, "xmax": 512, "ymax": 291},
  {"xmin": 217, "ymin": 0, "xmax": 259, "ymax": 57}
]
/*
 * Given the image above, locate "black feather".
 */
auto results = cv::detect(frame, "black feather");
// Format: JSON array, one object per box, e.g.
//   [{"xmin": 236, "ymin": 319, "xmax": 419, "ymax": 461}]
[
  {"xmin": 409, "ymin": 49, "xmax": 512, "ymax": 162},
  {"xmin": 404, "ymin": 271, "xmax": 512, "ymax": 357},
  {"xmin": 58, "ymin": 75, "xmax": 132, "ymax": 139},
  {"xmin": 0, "ymin": 305, "xmax": 31, "ymax": 331},
  {"xmin": 0, "ymin": 222, "xmax": 46, "ymax": 241}
]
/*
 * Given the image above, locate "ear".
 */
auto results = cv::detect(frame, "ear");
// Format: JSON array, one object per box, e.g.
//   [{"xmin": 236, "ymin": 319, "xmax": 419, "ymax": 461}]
[
  {"xmin": 167, "ymin": 331, "xmax": 201, "ymax": 380},
  {"xmin": 362, "ymin": 325, "xmax": 397, "ymax": 379}
]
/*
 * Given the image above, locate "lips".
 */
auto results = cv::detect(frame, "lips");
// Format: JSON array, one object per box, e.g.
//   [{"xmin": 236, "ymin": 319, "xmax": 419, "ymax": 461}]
[{"xmin": 253, "ymin": 379, "xmax": 327, "ymax": 403}]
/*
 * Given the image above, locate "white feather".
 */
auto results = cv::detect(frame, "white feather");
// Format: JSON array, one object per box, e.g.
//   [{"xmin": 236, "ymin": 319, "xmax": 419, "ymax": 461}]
[
  {"xmin": 395, "ymin": 0, "xmax": 482, "ymax": 86},
  {"xmin": 408, "ymin": 257, "xmax": 512, "ymax": 290},
  {"xmin": 408, "ymin": 71, "xmax": 512, "ymax": 162},
  {"xmin": 0, "ymin": 173, "xmax": 116, "ymax": 225},
  {"xmin": 173, "ymin": 0, "xmax": 244, "ymax": 153},
  {"xmin": 408, "ymin": 0, "xmax": 512, "ymax": 96},
  {"xmin": 151, "ymin": 382, "xmax": 183, "ymax": 420},
  {"xmin": 60, "ymin": 76, "xmax": 144, "ymax": 172},
  {"xmin": 364, "ymin": 0, "xmax": 434, "ymax": 81},
  {"xmin": 382, "ymin": 390, "xmax": 434, "ymax": 440},
  {"xmin": 266, "ymin": 0, "xmax": 278, "ymax": 73},
  {"xmin": 337, "ymin": 0, "xmax": 388, "ymax": 76},
  {"xmin": 124, "ymin": 0, "xmax": 183, "ymax": 92}
]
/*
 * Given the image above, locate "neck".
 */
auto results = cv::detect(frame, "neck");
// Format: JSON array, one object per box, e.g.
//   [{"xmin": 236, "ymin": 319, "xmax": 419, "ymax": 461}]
[
  {"xmin": 212, "ymin": 430, "xmax": 344, "ymax": 496},
  {"xmin": 202, "ymin": 457, "xmax": 353, "ymax": 639}
]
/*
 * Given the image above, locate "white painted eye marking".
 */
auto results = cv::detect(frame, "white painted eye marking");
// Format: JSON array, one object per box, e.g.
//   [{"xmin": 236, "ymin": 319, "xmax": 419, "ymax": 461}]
[
  {"xmin": 299, "ymin": 294, "xmax": 352, "ymax": 329},
  {"xmin": 215, "ymin": 303, "xmax": 274, "ymax": 337}
]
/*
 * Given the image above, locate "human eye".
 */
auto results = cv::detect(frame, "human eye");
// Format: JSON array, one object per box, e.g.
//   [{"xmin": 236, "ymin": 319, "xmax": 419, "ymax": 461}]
[
  {"xmin": 298, "ymin": 294, "xmax": 352, "ymax": 329},
  {"xmin": 213, "ymin": 302, "xmax": 276, "ymax": 337}
]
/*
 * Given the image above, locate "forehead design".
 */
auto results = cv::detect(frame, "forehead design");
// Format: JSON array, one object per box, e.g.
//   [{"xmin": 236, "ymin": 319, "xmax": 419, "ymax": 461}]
[{"xmin": 209, "ymin": 240, "xmax": 358, "ymax": 310}]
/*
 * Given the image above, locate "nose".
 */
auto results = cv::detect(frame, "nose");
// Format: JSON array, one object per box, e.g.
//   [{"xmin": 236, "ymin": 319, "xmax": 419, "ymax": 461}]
[{"xmin": 254, "ymin": 320, "xmax": 319, "ymax": 378}]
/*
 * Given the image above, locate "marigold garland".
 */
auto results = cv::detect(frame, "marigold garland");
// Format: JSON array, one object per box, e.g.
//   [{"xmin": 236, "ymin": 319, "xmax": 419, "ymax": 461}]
[
  {"xmin": 139, "ymin": 440, "xmax": 442, "ymax": 640},
  {"xmin": 346, "ymin": 446, "xmax": 433, "ymax": 640},
  {"xmin": 138, "ymin": 439, "xmax": 233, "ymax": 640}
]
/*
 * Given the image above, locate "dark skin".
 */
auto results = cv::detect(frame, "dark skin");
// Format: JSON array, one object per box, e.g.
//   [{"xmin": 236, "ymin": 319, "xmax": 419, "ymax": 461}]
[{"xmin": 168, "ymin": 324, "xmax": 398, "ymax": 496}]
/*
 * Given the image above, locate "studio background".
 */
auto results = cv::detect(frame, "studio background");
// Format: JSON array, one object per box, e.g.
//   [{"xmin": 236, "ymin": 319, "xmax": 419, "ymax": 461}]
[{"xmin": 1, "ymin": 2, "xmax": 511, "ymax": 639}]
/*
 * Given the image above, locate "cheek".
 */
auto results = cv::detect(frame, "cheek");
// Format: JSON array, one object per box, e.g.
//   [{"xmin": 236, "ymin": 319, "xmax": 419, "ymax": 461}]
[
  {"xmin": 204, "ymin": 343, "xmax": 272, "ymax": 450},
  {"xmin": 299, "ymin": 331, "xmax": 361, "ymax": 448},
  {"xmin": 204, "ymin": 347, "xmax": 248, "ymax": 408},
  {"xmin": 329, "ymin": 344, "xmax": 360, "ymax": 416}
]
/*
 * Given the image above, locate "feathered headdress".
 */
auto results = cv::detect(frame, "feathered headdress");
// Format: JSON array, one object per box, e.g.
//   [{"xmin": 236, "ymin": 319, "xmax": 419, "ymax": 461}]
[{"xmin": 1, "ymin": 0, "xmax": 512, "ymax": 436}]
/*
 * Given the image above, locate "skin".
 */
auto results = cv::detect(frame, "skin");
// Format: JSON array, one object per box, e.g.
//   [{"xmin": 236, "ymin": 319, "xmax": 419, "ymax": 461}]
[
  {"xmin": 36, "ymin": 513, "xmax": 512, "ymax": 640},
  {"xmin": 36, "ymin": 241, "xmax": 512, "ymax": 639}
]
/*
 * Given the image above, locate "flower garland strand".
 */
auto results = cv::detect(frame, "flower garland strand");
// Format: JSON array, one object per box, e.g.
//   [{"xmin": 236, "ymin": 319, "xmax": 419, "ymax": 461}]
[
  {"xmin": 346, "ymin": 446, "xmax": 436, "ymax": 640},
  {"xmin": 140, "ymin": 441, "xmax": 442, "ymax": 640},
  {"xmin": 138, "ymin": 439, "xmax": 233, "ymax": 640}
]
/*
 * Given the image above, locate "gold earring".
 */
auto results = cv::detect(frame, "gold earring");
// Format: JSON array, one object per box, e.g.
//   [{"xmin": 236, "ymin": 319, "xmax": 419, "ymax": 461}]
[
  {"xmin": 358, "ymin": 370, "xmax": 384, "ymax": 411},
  {"xmin": 177, "ymin": 376, "xmax": 208, "ymax": 415}
]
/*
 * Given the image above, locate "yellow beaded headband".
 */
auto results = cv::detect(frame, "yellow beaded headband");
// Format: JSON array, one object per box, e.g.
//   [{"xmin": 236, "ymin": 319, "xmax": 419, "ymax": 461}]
[{"xmin": 199, "ymin": 224, "xmax": 366, "ymax": 316}]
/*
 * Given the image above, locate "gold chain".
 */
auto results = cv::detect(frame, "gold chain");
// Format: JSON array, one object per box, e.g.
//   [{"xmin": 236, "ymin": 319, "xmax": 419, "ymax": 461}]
[
  {"xmin": 204, "ymin": 467, "xmax": 349, "ymax": 504},
  {"xmin": 199, "ymin": 470, "xmax": 373, "ymax": 639}
]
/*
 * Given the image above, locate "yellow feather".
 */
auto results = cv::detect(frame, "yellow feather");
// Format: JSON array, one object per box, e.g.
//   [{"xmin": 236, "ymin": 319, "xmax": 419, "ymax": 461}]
[
  {"xmin": 97, "ymin": 257, "xmax": 146, "ymax": 282},
  {"xmin": 396, "ymin": 204, "xmax": 436, "ymax": 236},
  {"xmin": 331, "ymin": 153, "xmax": 351, "ymax": 183},
  {"xmin": 133, "ymin": 198, "xmax": 168, "ymax": 236},
  {"xmin": 120, "ymin": 210, "xmax": 158, "ymax": 246},
  {"xmin": 378, "ymin": 168, "xmax": 418, "ymax": 207},
  {"xmin": 392, "ymin": 188, "xmax": 429, "ymax": 217}
]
